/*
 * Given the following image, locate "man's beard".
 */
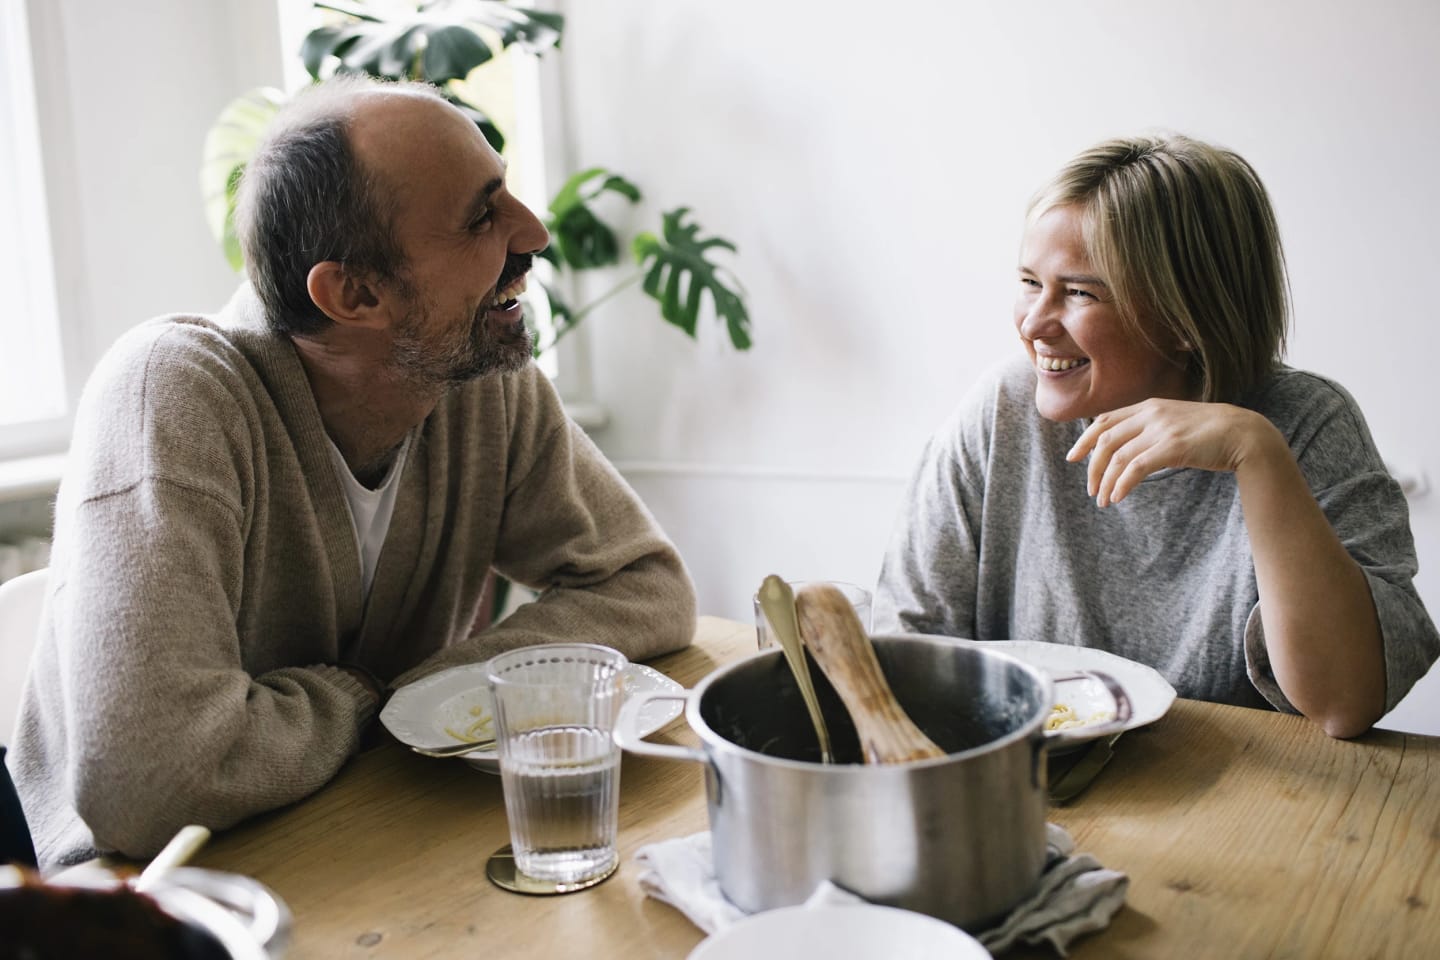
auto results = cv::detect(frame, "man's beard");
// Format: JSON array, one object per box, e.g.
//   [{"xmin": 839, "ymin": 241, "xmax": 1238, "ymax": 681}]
[{"xmin": 389, "ymin": 291, "xmax": 533, "ymax": 387}]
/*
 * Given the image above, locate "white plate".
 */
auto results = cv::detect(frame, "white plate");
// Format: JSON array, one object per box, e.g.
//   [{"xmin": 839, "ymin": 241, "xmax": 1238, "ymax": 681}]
[
  {"xmin": 687, "ymin": 904, "xmax": 988, "ymax": 960},
  {"xmin": 978, "ymin": 640, "xmax": 1177, "ymax": 739},
  {"xmin": 380, "ymin": 661, "xmax": 683, "ymax": 774}
]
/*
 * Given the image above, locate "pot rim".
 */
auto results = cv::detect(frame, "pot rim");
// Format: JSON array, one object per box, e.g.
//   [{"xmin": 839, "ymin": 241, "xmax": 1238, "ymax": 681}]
[{"xmin": 685, "ymin": 632, "xmax": 1055, "ymax": 771}]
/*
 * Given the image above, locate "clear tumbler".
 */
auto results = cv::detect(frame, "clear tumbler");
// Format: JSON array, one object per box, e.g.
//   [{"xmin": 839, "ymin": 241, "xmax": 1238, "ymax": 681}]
[
  {"xmin": 486, "ymin": 643, "xmax": 628, "ymax": 886},
  {"xmin": 754, "ymin": 580, "xmax": 873, "ymax": 650}
]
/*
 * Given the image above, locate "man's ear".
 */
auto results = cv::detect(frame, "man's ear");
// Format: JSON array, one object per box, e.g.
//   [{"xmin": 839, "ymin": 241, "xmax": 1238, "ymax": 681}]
[{"xmin": 306, "ymin": 261, "xmax": 387, "ymax": 329}]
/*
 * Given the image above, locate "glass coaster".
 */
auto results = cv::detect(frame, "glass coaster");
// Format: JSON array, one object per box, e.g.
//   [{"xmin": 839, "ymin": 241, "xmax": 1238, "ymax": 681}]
[{"xmin": 485, "ymin": 844, "xmax": 617, "ymax": 895}]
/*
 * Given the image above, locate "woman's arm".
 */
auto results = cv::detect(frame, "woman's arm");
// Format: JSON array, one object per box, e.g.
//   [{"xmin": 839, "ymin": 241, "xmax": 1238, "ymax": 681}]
[{"xmin": 1069, "ymin": 399, "xmax": 1386, "ymax": 737}]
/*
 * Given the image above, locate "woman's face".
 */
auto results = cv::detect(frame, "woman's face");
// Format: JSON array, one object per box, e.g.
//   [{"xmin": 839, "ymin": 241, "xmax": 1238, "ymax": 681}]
[{"xmin": 1013, "ymin": 205, "xmax": 1193, "ymax": 422}]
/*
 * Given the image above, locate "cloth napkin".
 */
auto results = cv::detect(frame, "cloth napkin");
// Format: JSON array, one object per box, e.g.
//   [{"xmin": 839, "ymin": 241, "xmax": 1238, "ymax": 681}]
[{"xmin": 634, "ymin": 824, "xmax": 1127, "ymax": 956}]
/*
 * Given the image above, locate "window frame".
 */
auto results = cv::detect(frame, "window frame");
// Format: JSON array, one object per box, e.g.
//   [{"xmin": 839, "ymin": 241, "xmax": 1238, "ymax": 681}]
[{"xmin": 0, "ymin": 0, "xmax": 85, "ymax": 462}]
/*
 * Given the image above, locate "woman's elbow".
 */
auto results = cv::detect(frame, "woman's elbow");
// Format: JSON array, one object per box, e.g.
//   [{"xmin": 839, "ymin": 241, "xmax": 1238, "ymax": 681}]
[
  {"xmin": 1319, "ymin": 716, "xmax": 1369, "ymax": 740},
  {"xmin": 1311, "ymin": 702, "xmax": 1383, "ymax": 740}
]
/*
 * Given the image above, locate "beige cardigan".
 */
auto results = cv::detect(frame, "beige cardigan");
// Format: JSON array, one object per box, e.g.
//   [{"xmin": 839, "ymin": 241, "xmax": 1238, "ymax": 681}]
[{"xmin": 9, "ymin": 288, "xmax": 695, "ymax": 867}]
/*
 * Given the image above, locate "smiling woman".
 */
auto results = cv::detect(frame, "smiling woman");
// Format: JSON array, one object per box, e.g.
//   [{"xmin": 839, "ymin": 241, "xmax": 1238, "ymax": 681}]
[{"xmin": 874, "ymin": 132, "xmax": 1440, "ymax": 740}]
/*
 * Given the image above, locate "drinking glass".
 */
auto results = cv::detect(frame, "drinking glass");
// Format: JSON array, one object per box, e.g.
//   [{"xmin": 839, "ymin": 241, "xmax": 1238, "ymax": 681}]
[
  {"xmin": 486, "ymin": 643, "xmax": 628, "ymax": 886},
  {"xmin": 754, "ymin": 580, "xmax": 873, "ymax": 650}
]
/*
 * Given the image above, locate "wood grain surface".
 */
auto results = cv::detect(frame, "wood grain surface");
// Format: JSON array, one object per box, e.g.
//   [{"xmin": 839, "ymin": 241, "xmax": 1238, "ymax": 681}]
[{"xmin": 192, "ymin": 617, "xmax": 1440, "ymax": 959}]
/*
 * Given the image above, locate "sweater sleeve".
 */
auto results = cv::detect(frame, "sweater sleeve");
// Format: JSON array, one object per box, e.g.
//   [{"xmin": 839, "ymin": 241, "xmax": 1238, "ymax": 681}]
[
  {"xmin": 392, "ymin": 371, "xmax": 696, "ymax": 684},
  {"xmin": 33, "ymin": 327, "xmax": 376, "ymax": 861},
  {"xmin": 1243, "ymin": 374, "xmax": 1440, "ymax": 713},
  {"xmin": 873, "ymin": 371, "xmax": 1002, "ymax": 640}
]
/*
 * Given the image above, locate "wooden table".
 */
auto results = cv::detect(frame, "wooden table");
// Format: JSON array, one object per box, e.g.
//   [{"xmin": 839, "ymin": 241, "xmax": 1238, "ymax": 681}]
[{"xmin": 194, "ymin": 617, "xmax": 1440, "ymax": 959}]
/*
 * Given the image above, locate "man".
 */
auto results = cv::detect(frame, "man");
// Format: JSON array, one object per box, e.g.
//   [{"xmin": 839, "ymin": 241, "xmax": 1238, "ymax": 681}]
[{"xmin": 9, "ymin": 76, "xmax": 696, "ymax": 868}]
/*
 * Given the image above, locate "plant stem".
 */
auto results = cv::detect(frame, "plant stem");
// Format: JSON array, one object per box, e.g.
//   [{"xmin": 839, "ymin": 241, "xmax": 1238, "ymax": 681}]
[
  {"xmin": 537, "ymin": 271, "xmax": 643, "ymax": 354},
  {"xmin": 313, "ymin": 1, "xmax": 384, "ymax": 23}
]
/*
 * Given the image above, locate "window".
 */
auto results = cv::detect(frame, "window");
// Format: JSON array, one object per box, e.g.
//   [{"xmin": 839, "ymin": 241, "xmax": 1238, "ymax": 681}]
[{"xmin": 0, "ymin": 0, "xmax": 68, "ymax": 457}]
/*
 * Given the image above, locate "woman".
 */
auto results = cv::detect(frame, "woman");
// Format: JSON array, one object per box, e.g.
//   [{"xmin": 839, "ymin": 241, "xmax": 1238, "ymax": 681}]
[{"xmin": 874, "ymin": 134, "xmax": 1439, "ymax": 737}]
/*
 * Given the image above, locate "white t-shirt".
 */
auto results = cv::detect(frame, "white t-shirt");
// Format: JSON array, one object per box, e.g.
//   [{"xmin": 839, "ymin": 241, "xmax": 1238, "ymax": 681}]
[{"xmin": 324, "ymin": 432, "xmax": 412, "ymax": 598}]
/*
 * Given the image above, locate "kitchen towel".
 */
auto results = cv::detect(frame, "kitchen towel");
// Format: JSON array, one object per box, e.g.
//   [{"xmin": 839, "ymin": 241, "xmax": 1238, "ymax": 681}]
[{"xmin": 634, "ymin": 823, "xmax": 1127, "ymax": 956}]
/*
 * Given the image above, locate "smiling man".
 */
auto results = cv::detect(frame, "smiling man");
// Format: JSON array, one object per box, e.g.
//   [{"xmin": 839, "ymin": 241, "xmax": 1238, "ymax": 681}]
[{"xmin": 9, "ymin": 77, "xmax": 696, "ymax": 868}]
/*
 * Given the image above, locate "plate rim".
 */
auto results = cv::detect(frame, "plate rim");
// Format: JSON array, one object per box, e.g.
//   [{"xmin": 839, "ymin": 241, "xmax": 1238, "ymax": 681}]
[
  {"xmin": 688, "ymin": 902, "xmax": 988, "ymax": 959},
  {"xmin": 379, "ymin": 659, "xmax": 683, "ymax": 760},
  {"xmin": 973, "ymin": 639, "xmax": 1178, "ymax": 732}
]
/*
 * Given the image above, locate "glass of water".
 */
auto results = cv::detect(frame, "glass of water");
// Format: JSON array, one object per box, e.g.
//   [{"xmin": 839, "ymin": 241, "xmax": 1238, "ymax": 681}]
[
  {"xmin": 486, "ymin": 643, "xmax": 628, "ymax": 888},
  {"xmin": 754, "ymin": 580, "xmax": 873, "ymax": 650}
]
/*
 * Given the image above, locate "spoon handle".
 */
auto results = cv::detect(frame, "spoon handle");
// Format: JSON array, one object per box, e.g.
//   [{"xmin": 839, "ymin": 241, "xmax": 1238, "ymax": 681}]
[
  {"xmin": 411, "ymin": 739, "xmax": 497, "ymax": 758},
  {"xmin": 795, "ymin": 584, "xmax": 945, "ymax": 764},
  {"xmin": 134, "ymin": 825, "xmax": 211, "ymax": 893},
  {"xmin": 758, "ymin": 575, "xmax": 833, "ymax": 763}
]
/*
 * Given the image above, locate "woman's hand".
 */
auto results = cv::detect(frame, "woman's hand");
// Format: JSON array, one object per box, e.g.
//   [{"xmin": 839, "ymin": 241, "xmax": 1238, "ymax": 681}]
[{"xmin": 1066, "ymin": 399, "xmax": 1283, "ymax": 506}]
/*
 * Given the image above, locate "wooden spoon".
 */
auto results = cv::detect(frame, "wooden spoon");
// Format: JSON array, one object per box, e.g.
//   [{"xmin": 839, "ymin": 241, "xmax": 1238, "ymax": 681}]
[{"xmin": 795, "ymin": 583, "xmax": 945, "ymax": 764}]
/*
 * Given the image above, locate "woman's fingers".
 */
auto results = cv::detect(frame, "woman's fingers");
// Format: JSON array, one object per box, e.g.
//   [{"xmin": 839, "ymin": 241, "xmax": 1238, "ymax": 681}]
[
  {"xmin": 1101, "ymin": 440, "xmax": 1160, "ymax": 505},
  {"xmin": 1066, "ymin": 404, "xmax": 1140, "ymax": 463},
  {"xmin": 1075, "ymin": 400, "xmax": 1257, "ymax": 506},
  {"xmin": 1083, "ymin": 412, "xmax": 1146, "ymax": 499}
]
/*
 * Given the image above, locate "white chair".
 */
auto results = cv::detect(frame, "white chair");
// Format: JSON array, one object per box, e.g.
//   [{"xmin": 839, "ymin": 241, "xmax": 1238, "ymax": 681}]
[{"xmin": 0, "ymin": 568, "xmax": 48, "ymax": 743}]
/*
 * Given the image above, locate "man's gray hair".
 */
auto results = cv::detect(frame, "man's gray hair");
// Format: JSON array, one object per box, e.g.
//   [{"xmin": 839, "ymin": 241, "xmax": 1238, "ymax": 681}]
[{"xmin": 234, "ymin": 75, "xmax": 445, "ymax": 336}]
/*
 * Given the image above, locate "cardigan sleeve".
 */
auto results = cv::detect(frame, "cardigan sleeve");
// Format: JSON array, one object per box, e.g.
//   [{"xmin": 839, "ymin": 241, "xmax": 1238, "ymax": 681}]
[
  {"xmin": 17, "ymin": 324, "xmax": 377, "ymax": 863},
  {"xmin": 392, "ymin": 369, "xmax": 696, "ymax": 684}
]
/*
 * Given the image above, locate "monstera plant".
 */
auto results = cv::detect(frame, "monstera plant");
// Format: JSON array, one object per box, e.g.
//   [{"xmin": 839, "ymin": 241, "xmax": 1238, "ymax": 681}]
[{"xmin": 201, "ymin": 0, "xmax": 751, "ymax": 355}]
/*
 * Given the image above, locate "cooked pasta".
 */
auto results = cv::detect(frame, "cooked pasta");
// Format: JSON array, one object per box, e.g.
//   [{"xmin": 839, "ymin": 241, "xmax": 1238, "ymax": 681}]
[
  {"xmin": 445, "ymin": 705, "xmax": 495, "ymax": 743},
  {"xmin": 1044, "ymin": 703, "xmax": 1115, "ymax": 731}
]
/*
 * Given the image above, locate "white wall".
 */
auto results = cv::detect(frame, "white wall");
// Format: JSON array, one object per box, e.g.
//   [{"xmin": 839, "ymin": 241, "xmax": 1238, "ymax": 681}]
[
  {"xmin": 555, "ymin": 1, "xmax": 1440, "ymax": 732},
  {"xmin": 26, "ymin": 0, "xmax": 285, "ymax": 375},
  {"xmin": 22, "ymin": 1, "xmax": 1439, "ymax": 731}
]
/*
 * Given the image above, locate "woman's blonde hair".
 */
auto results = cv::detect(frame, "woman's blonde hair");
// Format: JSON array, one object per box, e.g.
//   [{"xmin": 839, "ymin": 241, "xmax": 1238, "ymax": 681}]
[{"xmin": 1027, "ymin": 134, "xmax": 1289, "ymax": 402}]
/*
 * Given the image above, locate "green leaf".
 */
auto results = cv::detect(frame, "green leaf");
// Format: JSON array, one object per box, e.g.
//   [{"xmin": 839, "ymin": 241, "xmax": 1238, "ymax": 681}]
[
  {"xmin": 301, "ymin": 25, "xmax": 349, "ymax": 80},
  {"xmin": 632, "ymin": 208, "xmax": 751, "ymax": 350},
  {"xmin": 546, "ymin": 168, "xmax": 643, "ymax": 270},
  {"xmin": 301, "ymin": 2, "xmax": 561, "ymax": 83},
  {"xmin": 342, "ymin": 23, "xmax": 427, "ymax": 79},
  {"xmin": 312, "ymin": 0, "xmax": 385, "ymax": 23},
  {"xmin": 446, "ymin": 97, "xmax": 504, "ymax": 152},
  {"xmin": 422, "ymin": 24, "xmax": 494, "ymax": 82},
  {"xmin": 430, "ymin": 1, "xmax": 564, "ymax": 52},
  {"xmin": 531, "ymin": 278, "xmax": 575, "ymax": 356},
  {"xmin": 200, "ymin": 87, "xmax": 286, "ymax": 272}
]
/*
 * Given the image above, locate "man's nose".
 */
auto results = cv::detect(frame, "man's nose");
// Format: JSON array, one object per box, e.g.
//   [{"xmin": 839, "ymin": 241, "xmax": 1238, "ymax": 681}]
[{"xmin": 511, "ymin": 201, "xmax": 550, "ymax": 256}]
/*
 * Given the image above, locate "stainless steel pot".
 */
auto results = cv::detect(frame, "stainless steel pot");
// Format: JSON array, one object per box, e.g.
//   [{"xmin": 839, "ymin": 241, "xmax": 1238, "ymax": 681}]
[{"xmin": 616, "ymin": 634, "xmax": 1128, "ymax": 931}]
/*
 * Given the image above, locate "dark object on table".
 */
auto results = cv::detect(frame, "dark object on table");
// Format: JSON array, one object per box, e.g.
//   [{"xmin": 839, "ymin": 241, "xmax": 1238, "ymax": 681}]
[{"xmin": 0, "ymin": 868, "xmax": 229, "ymax": 960}]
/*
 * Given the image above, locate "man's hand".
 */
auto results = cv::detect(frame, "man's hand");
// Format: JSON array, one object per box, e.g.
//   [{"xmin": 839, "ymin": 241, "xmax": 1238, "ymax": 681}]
[{"xmin": 1065, "ymin": 399, "xmax": 1283, "ymax": 507}]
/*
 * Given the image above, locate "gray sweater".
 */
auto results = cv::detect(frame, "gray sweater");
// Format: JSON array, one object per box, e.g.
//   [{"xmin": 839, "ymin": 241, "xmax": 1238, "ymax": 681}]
[
  {"xmin": 875, "ymin": 357, "xmax": 1439, "ymax": 713},
  {"xmin": 9, "ymin": 287, "xmax": 696, "ymax": 867}
]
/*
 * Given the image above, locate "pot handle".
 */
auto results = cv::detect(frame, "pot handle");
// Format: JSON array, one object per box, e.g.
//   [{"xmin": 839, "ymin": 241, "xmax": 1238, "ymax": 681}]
[
  {"xmin": 1042, "ymin": 670, "xmax": 1133, "ymax": 751},
  {"xmin": 613, "ymin": 690, "xmax": 707, "ymax": 764}
]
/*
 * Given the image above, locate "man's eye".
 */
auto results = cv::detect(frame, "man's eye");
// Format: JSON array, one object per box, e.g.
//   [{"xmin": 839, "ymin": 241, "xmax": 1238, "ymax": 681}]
[
  {"xmin": 1067, "ymin": 288, "xmax": 1096, "ymax": 300},
  {"xmin": 1019, "ymin": 277, "xmax": 1040, "ymax": 289},
  {"xmin": 469, "ymin": 211, "xmax": 494, "ymax": 232}
]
